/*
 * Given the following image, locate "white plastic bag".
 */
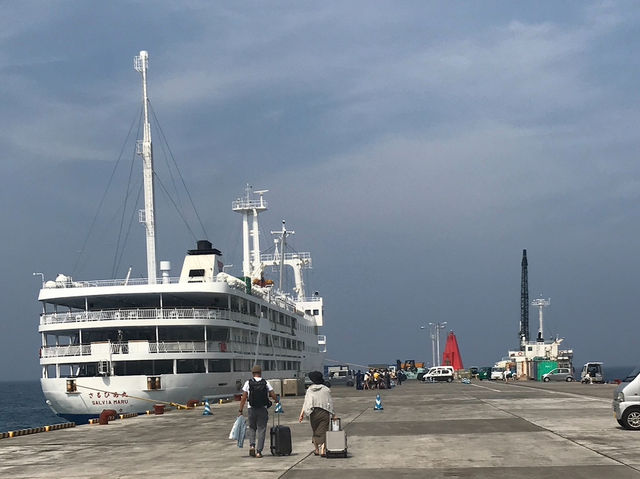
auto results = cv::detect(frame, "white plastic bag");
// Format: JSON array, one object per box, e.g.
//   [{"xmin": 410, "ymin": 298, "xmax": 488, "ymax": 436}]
[
  {"xmin": 229, "ymin": 415, "xmax": 246, "ymax": 447},
  {"xmin": 229, "ymin": 415, "xmax": 244, "ymax": 440},
  {"xmin": 229, "ymin": 416, "xmax": 244, "ymax": 441}
]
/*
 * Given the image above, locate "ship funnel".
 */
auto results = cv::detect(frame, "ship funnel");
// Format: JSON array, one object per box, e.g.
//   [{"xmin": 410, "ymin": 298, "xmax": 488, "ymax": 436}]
[
  {"xmin": 160, "ymin": 261, "xmax": 171, "ymax": 284},
  {"xmin": 187, "ymin": 240, "xmax": 221, "ymax": 256},
  {"xmin": 197, "ymin": 240, "xmax": 212, "ymax": 251}
]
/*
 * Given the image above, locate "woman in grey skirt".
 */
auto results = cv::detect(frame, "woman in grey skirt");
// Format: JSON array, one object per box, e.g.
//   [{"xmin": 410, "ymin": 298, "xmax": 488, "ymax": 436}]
[{"xmin": 299, "ymin": 371, "xmax": 335, "ymax": 456}]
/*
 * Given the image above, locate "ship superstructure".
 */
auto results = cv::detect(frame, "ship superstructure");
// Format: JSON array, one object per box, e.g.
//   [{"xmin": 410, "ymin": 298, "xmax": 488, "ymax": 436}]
[
  {"xmin": 502, "ymin": 251, "xmax": 572, "ymax": 379},
  {"xmin": 36, "ymin": 51, "xmax": 325, "ymax": 422}
]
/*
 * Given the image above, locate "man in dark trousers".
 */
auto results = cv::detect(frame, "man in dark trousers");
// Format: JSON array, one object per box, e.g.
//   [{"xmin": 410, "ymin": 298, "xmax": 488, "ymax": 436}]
[{"xmin": 238, "ymin": 365, "xmax": 279, "ymax": 458}]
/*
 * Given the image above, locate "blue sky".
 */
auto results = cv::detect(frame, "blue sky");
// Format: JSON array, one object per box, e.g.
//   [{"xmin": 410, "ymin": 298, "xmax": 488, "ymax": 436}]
[{"xmin": 2, "ymin": 1, "xmax": 640, "ymax": 380}]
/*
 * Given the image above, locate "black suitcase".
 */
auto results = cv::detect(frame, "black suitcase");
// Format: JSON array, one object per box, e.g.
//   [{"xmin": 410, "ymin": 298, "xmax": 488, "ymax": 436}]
[{"xmin": 270, "ymin": 413, "xmax": 292, "ymax": 456}]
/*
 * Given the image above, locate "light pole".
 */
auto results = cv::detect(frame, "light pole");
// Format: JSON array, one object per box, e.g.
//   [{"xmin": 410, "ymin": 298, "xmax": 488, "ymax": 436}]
[
  {"xmin": 434, "ymin": 322, "xmax": 447, "ymax": 366},
  {"xmin": 420, "ymin": 325, "xmax": 436, "ymax": 368},
  {"xmin": 33, "ymin": 272, "xmax": 45, "ymax": 287}
]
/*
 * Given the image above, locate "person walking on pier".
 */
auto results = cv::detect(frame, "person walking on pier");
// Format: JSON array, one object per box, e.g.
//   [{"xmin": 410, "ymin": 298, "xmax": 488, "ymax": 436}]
[
  {"xmin": 363, "ymin": 370, "xmax": 371, "ymax": 389},
  {"xmin": 299, "ymin": 370, "xmax": 335, "ymax": 456},
  {"xmin": 238, "ymin": 365, "xmax": 279, "ymax": 458}
]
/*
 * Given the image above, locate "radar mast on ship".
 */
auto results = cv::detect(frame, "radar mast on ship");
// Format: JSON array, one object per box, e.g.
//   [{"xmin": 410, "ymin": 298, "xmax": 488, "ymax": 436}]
[{"xmin": 134, "ymin": 50, "xmax": 157, "ymax": 284}]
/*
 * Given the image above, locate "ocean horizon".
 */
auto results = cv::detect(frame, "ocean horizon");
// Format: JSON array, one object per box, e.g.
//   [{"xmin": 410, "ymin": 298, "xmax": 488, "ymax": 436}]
[{"xmin": 0, "ymin": 380, "xmax": 65, "ymax": 433}]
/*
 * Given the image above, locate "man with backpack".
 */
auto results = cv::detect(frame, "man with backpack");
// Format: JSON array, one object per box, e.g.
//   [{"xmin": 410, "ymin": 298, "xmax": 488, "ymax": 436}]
[{"xmin": 238, "ymin": 365, "xmax": 280, "ymax": 458}]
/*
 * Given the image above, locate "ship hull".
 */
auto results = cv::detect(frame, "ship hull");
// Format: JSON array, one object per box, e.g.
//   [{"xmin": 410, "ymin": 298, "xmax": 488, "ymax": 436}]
[{"xmin": 41, "ymin": 365, "xmax": 322, "ymax": 422}]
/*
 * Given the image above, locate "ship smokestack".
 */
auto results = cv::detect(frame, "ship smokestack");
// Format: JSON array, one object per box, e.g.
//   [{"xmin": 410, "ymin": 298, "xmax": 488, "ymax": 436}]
[{"xmin": 160, "ymin": 261, "xmax": 171, "ymax": 284}]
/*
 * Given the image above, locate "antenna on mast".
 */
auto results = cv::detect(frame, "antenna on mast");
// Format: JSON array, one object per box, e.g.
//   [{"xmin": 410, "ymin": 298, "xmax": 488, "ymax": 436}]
[
  {"xmin": 271, "ymin": 220, "xmax": 295, "ymax": 292},
  {"xmin": 531, "ymin": 296, "xmax": 550, "ymax": 342},
  {"xmin": 134, "ymin": 50, "xmax": 157, "ymax": 284}
]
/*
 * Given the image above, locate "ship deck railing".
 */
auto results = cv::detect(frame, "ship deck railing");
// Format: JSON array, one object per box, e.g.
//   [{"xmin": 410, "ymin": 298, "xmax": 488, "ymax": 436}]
[
  {"xmin": 260, "ymin": 251, "xmax": 311, "ymax": 262},
  {"xmin": 40, "ymin": 340, "xmax": 304, "ymax": 359},
  {"xmin": 40, "ymin": 308, "xmax": 297, "ymax": 335},
  {"xmin": 41, "ymin": 277, "xmax": 303, "ymax": 313},
  {"xmin": 44, "ymin": 277, "xmax": 183, "ymax": 288},
  {"xmin": 41, "ymin": 308, "xmax": 250, "ymax": 325}
]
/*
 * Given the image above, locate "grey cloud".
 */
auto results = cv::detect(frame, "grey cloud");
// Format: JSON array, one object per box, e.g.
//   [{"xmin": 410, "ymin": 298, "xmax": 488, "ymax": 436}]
[{"xmin": 2, "ymin": 1, "xmax": 640, "ymax": 380}]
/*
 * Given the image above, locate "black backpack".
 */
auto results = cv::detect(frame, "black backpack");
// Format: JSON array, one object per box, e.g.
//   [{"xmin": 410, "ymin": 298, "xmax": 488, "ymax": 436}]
[{"xmin": 248, "ymin": 378, "xmax": 271, "ymax": 408}]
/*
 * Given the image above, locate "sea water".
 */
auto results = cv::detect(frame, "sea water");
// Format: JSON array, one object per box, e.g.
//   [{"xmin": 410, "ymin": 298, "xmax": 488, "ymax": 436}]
[
  {"xmin": 0, "ymin": 381, "xmax": 65, "ymax": 433},
  {"xmin": 604, "ymin": 366, "xmax": 635, "ymax": 382}
]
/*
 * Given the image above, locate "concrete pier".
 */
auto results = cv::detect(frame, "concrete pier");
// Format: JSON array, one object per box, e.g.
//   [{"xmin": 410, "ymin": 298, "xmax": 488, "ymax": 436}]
[{"xmin": 1, "ymin": 380, "xmax": 639, "ymax": 478}]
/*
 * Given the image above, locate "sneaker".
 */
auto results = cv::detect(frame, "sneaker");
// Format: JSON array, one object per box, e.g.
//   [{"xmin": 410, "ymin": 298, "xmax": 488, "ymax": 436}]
[
  {"xmin": 249, "ymin": 446, "xmax": 256, "ymax": 457},
  {"xmin": 255, "ymin": 452, "xmax": 263, "ymax": 458}
]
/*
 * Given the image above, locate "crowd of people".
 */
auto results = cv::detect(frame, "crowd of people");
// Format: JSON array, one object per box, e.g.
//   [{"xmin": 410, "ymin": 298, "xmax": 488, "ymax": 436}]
[{"xmin": 354, "ymin": 368, "xmax": 406, "ymax": 390}]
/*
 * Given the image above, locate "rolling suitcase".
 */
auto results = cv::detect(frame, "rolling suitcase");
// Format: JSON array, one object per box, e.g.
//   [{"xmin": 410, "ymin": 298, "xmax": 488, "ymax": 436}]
[
  {"xmin": 270, "ymin": 411, "xmax": 292, "ymax": 456},
  {"xmin": 325, "ymin": 418, "xmax": 347, "ymax": 458}
]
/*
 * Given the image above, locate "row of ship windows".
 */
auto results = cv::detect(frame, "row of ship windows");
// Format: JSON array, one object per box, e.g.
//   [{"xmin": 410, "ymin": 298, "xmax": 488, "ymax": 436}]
[
  {"xmin": 45, "ymin": 326, "xmax": 305, "ymax": 350},
  {"xmin": 229, "ymin": 297, "xmax": 296, "ymax": 327},
  {"xmin": 46, "ymin": 359, "xmax": 302, "ymax": 378},
  {"xmin": 46, "ymin": 293, "xmax": 307, "ymax": 330}
]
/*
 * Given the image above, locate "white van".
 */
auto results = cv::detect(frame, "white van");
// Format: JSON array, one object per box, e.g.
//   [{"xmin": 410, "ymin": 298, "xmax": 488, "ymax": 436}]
[
  {"xmin": 581, "ymin": 362, "xmax": 604, "ymax": 384},
  {"xmin": 422, "ymin": 366, "xmax": 454, "ymax": 382},
  {"xmin": 613, "ymin": 366, "xmax": 640, "ymax": 430}
]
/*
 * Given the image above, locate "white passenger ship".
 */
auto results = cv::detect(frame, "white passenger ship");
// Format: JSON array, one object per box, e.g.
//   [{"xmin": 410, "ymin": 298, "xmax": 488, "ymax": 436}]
[{"xmin": 36, "ymin": 51, "xmax": 326, "ymax": 423}]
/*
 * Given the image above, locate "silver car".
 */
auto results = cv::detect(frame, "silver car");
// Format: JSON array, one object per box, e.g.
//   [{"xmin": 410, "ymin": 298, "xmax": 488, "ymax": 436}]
[
  {"xmin": 613, "ymin": 366, "xmax": 640, "ymax": 430},
  {"xmin": 542, "ymin": 367, "xmax": 574, "ymax": 382}
]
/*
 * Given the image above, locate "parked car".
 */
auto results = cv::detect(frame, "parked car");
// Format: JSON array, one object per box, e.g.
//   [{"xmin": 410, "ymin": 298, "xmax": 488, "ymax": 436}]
[
  {"xmin": 469, "ymin": 367, "xmax": 479, "ymax": 378},
  {"xmin": 613, "ymin": 366, "xmax": 640, "ymax": 430},
  {"xmin": 422, "ymin": 366, "xmax": 455, "ymax": 382},
  {"xmin": 490, "ymin": 367, "xmax": 505, "ymax": 380},
  {"xmin": 542, "ymin": 367, "xmax": 574, "ymax": 382},
  {"xmin": 304, "ymin": 373, "xmax": 332, "ymax": 388},
  {"xmin": 478, "ymin": 367, "xmax": 492, "ymax": 380},
  {"xmin": 326, "ymin": 369, "xmax": 355, "ymax": 387}
]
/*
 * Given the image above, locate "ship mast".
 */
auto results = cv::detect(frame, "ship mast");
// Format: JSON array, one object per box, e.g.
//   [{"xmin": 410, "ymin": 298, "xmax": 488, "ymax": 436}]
[
  {"xmin": 134, "ymin": 50, "xmax": 157, "ymax": 284},
  {"xmin": 232, "ymin": 186, "xmax": 268, "ymax": 279},
  {"xmin": 519, "ymin": 249, "xmax": 529, "ymax": 349},
  {"xmin": 271, "ymin": 220, "xmax": 294, "ymax": 292}
]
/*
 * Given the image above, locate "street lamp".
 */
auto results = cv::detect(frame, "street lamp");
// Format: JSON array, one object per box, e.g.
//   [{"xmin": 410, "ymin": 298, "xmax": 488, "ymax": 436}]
[
  {"xmin": 420, "ymin": 325, "xmax": 436, "ymax": 368},
  {"xmin": 432, "ymin": 322, "xmax": 447, "ymax": 366},
  {"xmin": 33, "ymin": 272, "xmax": 45, "ymax": 287}
]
